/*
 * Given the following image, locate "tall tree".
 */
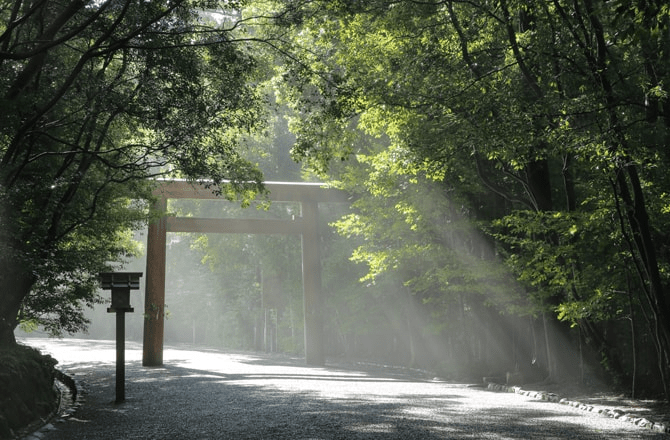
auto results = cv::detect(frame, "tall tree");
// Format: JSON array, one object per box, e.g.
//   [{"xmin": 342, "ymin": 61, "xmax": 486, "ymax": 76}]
[
  {"xmin": 0, "ymin": 1, "xmax": 266, "ymax": 348},
  {"xmin": 259, "ymin": 0, "xmax": 670, "ymax": 393}
]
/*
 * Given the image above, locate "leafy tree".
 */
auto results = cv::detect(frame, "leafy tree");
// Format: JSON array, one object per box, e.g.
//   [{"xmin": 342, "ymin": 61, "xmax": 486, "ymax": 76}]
[
  {"xmin": 0, "ymin": 1, "xmax": 266, "ymax": 348},
  {"xmin": 257, "ymin": 0, "xmax": 670, "ymax": 395}
]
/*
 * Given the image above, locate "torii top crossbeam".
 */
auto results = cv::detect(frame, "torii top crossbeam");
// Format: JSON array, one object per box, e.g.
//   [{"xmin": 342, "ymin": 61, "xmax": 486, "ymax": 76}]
[{"xmin": 154, "ymin": 179, "xmax": 347, "ymax": 203}]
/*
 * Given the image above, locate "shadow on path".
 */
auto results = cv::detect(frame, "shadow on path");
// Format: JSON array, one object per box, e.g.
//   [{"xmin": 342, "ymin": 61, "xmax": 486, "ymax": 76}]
[{"xmin": 22, "ymin": 339, "xmax": 666, "ymax": 440}]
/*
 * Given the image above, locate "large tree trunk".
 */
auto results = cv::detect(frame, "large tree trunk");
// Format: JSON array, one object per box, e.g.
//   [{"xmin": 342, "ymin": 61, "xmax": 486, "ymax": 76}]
[{"xmin": 0, "ymin": 256, "xmax": 34, "ymax": 348}]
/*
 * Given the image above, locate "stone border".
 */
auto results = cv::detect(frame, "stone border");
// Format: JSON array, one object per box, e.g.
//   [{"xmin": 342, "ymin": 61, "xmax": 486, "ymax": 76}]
[
  {"xmin": 23, "ymin": 370, "xmax": 84, "ymax": 440},
  {"xmin": 486, "ymin": 382, "xmax": 669, "ymax": 434}
]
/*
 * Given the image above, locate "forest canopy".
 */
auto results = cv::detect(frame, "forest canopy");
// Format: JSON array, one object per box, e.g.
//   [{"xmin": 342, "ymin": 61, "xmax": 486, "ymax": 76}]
[{"xmin": 247, "ymin": 0, "xmax": 670, "ymax": 398}]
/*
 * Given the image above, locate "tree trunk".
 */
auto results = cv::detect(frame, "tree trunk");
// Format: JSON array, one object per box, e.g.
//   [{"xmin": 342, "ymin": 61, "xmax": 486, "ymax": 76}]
[
  {"xmin": 0, "ymin": 260, "xmax": 35, "ymax": 348},
  {"xmin": 407, "ymin": 315, "xmax": 416, "ymax": 368},
  {"xmin": 628, "ymin": 289, "xmax": 637, "ymax": 399},
  {"xmin": 526, "ymin": 159, "xmax": 553, "ymax": 212},
  {"xmin": 542, "ymin": 312, "xmax": 555, "ymax": 380},
  {"xmin": 562, "ymin": 154, "xmax": 577, "ymax": 212}
]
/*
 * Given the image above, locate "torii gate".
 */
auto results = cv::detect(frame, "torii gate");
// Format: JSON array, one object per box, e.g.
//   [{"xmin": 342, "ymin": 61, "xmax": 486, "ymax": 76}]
[{"xmin": 142, "ymin": 180, "xmax": 345, "ymax": 367}]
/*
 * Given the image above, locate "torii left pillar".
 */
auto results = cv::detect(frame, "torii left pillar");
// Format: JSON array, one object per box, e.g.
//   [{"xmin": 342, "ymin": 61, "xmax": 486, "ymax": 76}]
[{"xmin": 143, "ymin": 197, "xmax": 167, "ymax": 366}]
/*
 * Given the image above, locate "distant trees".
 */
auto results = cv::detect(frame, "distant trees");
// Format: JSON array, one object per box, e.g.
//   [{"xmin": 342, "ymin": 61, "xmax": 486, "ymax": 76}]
[{"xmin": 0, "ymin": 1, "xmax": 265, "ymax": 348}]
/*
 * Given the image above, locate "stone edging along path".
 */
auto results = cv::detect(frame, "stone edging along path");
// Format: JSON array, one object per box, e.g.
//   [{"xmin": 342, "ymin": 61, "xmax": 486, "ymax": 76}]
[
  {"xmin": 22, "ymin": 370, "xmax": 84, "ymax": 440},
  {"xmin": 486, "ymin": 382, "xmax": 670, "ymax": 434}
]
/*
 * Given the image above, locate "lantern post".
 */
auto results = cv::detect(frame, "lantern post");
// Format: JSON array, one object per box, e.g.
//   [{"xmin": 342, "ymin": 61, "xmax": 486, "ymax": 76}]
[{"xmin": 100, "ymin": 272, "xmax": 142, "ymax": 403}]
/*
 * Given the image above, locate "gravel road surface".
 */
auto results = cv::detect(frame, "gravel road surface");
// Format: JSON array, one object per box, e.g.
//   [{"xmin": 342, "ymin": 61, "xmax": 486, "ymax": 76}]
[{"xmin": 21, "ymin": 338, "xmax": 667, "ymax": 439}]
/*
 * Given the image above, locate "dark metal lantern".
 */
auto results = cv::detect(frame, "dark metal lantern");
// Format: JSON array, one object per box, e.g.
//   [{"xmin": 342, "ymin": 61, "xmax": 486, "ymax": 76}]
[{"xmin": 100, "ymin": 272, "xmax": 142, "ymax": 312}]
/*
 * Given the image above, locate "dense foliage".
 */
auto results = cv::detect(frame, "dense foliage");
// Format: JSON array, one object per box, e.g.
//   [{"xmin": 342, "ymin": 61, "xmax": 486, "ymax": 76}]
[
  {"xmin": 0, "ymin": 1, "xmax": 265, "ymax": 347},
  {"xmin": 247, "ymin": 0, "xmax": 670, "ymax": 398}
]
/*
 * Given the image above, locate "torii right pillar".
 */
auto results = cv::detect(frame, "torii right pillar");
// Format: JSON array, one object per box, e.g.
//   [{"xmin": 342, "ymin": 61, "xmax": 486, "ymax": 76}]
[{"xmin": 301, "ymin": 200, "xmax": 324, "ymax": 366}]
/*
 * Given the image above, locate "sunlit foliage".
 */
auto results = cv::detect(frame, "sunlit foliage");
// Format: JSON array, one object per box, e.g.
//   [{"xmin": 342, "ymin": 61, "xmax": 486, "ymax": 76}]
[
  {"xmin": 255, "ymin": 0, "xmax": 670, "ymax": 395},
  {"xmin": 0, "ymin": 1, "xmax": 265, "ymax": 345}
]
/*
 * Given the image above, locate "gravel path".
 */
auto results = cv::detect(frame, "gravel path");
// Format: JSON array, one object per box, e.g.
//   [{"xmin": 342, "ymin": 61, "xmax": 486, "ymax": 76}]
[{"xmin": 21, "ymin": 338, "xmax": 667, "ymax": 439}]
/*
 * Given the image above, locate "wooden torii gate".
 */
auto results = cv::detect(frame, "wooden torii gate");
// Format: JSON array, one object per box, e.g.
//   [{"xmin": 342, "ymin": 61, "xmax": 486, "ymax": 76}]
[{"xmin": 143, "ymin": 180, "xmax": 345, "ymax": 367}]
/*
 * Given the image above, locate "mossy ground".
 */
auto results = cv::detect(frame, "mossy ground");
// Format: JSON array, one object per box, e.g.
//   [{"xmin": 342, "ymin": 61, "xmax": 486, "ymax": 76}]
[{"xmin": 0, "ymin": 344, "xmax": 58, "ymax": 439}]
